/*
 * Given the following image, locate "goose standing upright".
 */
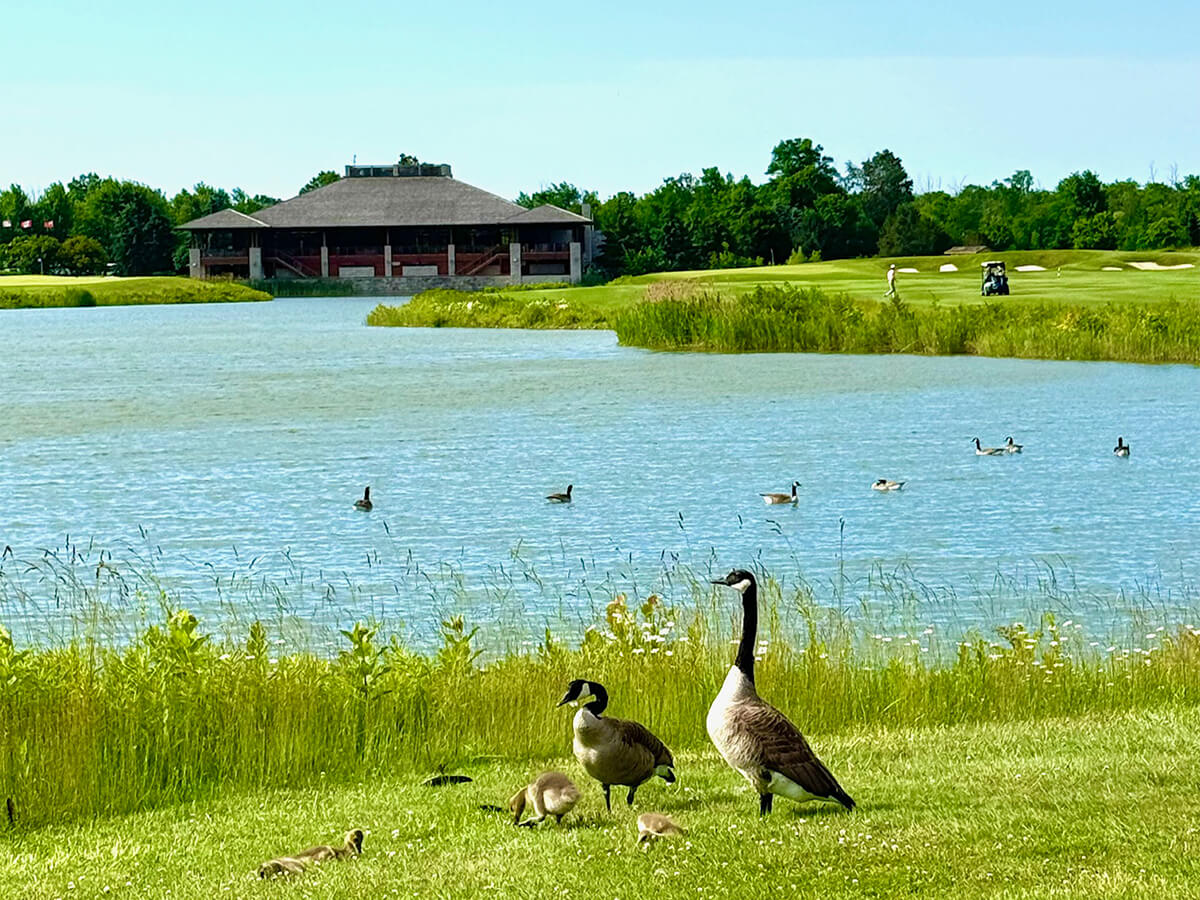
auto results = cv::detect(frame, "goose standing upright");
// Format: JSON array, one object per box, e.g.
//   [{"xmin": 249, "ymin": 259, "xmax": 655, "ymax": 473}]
[
  {"xmin": 760, "ymin": 481, "xmax": 801, "ymax": 505},
  {"xmin": 558, "ymin": 679, "xmax": 675, "ymax": 812},
  {"xmin": 1114, "ymin": 437, "xmax": 1130, "ymax": 458},
  {"xmin": 707, "ymin": 570, "xmax": 855, "ymax": 815}
]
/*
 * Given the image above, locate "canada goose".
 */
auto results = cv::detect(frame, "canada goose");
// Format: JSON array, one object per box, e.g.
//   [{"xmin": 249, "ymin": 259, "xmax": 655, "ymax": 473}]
[
  {"xmin": 636, "ymin": 812, "xmax": 685, "ymax": 843},
  {"xmin": 708, "ymin": 570, "xmax": 855, "ymax": 816},
  {"xmin": 558, "ymin": 679, "xmax": 676, "ymax": 812},
  {"xmin": 509, "ymin": 771, "xmax": 581, "ymax": 826},
  {"xmin": 1114, "ymin": 437, "xmax": 1130, "ymax": 458},
  {"xmin": 871, "ymin": 479, "xmax": 905, "ymax": 492},
  {"xmin": 354, "ymin": 486, "xmax": 372, "ymax": 511},
  {"xmin": 760, "ymin": 481, "xmax": 800, "ymax": 505},
  {"xmin": 547, "ymin": 484, "xmax": 573, "ymax": 503},
  {"xmin": 258, "ymin": 829, "xmax": 363, "ymax": 878},
  {"xmin": 1004, "ymin": 436, "xmax": 1023, "ymax": 454},
  {"xmin": 973, "ymin": 438, "xmax": 1004, "ymax": 456}
]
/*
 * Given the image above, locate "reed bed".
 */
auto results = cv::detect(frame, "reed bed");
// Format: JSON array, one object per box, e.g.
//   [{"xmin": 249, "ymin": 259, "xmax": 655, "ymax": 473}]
[
  {"xmin": 2, "ymin": 553, "xmax": 1199, "ymax": 828},
  {"xmin": 368, "ymin": 289, "xmax": 609, "ymax": 329},
  {"xmin": 246, "ymin": 277, "xmax": 357, "ymax": 297},
  {"xmin": 612, "ymin": 284, "xmax": 1200, "ymax": 363}
]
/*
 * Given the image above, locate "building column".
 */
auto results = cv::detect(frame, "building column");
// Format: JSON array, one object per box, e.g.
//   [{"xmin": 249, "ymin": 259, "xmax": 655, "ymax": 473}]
[
  {"xmin": 320, "ymin": 245, "xmax": 330, "ymax": 278},
  {"xmin": 384, "ymin": 244, "xmax": 392, "ymax": 278},
  {"xmin": 581, "ymin": 204, "xmax": 594, "ymax": 267},
  {"xmin": 249, "ymin": 247, "xmax": 264, "ymax": 280},
  {"xmin": 447, "ymin": 243, "xmax": 456, "ymax": 277},
  {"xmin": 188, "ymin": 247, "xmax": 203, "ymax": 279},
  {"xmin": 509, "ymin": 242, "xmax": 522, "ymax": 284},
  {"xmin": 569, "ymin": 241, "xmax": 582, "ymax": 284}
]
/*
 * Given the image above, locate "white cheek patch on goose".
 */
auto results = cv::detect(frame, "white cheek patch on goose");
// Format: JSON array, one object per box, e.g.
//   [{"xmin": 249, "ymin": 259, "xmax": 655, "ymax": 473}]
[{"xmin": 731, "ymin": 578, "xmax": 752, "ymax": 594}]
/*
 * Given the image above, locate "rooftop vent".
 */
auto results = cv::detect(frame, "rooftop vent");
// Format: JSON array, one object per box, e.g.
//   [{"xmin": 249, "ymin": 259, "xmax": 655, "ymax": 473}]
[{"xmin": 345, "ymin": 163, "xmax": 453, "ymax": 178}]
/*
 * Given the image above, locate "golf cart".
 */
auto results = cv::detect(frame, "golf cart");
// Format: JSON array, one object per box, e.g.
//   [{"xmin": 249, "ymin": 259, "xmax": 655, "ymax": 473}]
[{"xmin": 981, "ymin": 261, "xmax": 1009, "ymax": 296}]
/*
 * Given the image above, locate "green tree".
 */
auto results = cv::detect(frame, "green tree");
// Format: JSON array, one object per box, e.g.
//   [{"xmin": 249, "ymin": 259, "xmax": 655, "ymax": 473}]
[
  {"xmin": 515, "ymin": 182, "xmax": 598, "ymax": 215},
  {"xmin": 76, "ymin": 179, "xmax": 175, "ymax": 274},
  {"xmin": 230, "ymin": 189, "xmax": 278, "ymax": 215},
  {"xmin": 859, "ymin": 149, "xmax": 913, "ymax": 228},
  {"xmin": 300, "ymin": 170, "xmax": 341, "ymax": 194},
  {"xmin": 877, "ymin": 203, "xmax": 952, "ymax": 256},
  {"xmin": 170, "ymin": 183, "xmax": 231, "ymax": 225},
  {"xmin": 60, "ymin": 235, "xmax": 107, "ymax": 275},
  {"xmin": 1071, "ymin": 211, "xmax": 1119, "ymax": 249},
  {"xmin": 0, "ymin": 184, "xmax": 33, "ymax": 245},
  {"xmin": 34, "ymin": 182, "xmax": 73, "ymax": 239},
  {"xmin": 5, "ymin": 234, "xmax": 62, "ymax": 273}
]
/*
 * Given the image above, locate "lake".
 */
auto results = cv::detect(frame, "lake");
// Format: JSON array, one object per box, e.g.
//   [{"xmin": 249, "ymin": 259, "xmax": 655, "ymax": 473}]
[{"xmin": 1, "ymin": 297, "xmax": 1198, "ymax": 646}]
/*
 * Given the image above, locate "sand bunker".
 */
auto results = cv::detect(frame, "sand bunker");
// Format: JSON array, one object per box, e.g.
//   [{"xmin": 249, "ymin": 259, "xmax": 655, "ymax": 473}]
[
  {"xmin": 1014, "ymin": 265, "xmax": 1046, "ymax": 272},
  {"xmin": 1127, "ymin": 261, "xmax": 1195, "ymax": 271},
  {"xmin": 897, "ymin": 267, "xmax": 919, "ymax": 274},
  {"xmin": 1102, "ymin": 266, "xmax": 1123, "ymax": 271},
  {"xmin": 938, "ymin": 263, "xmax": 958, "ymax": 272}
]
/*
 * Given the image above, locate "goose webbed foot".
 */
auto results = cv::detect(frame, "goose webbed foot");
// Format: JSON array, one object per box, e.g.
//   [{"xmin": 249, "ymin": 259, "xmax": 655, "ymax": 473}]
[{"xmin": 759, "ymin": 793, "xmax": 773, "ymax": 816}]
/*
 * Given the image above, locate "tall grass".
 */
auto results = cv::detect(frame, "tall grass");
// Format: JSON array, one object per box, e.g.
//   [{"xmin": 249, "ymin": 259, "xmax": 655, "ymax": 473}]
[
  {"xmin": 613, "ymin": 284, "xmax": 1200, "ymax": 363},
  {"xmin": 0, "ymin": 278, "xmax": 270, "ymax": 309},
  {"xmin": 2, "ymin": 556, "xmax": 1199, "ymax": 828},
  {"xmin": 368, "ymin": 288, "xmax": 609, "ymax": 329}
]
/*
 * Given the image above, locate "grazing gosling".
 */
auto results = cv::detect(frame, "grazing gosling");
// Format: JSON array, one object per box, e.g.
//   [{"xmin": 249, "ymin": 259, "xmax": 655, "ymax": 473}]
[
  {"xmin": 636, "ymin": 813, "xmax": 685, "ymax": 844},
  {"xmin": 973, "ymin": 438, "xmax": 1004, "ymax": 456},
  {"xmin": 546, "ymin": 484, "xmax": 573, "ymax": 503},
  {"xmin": 354, "ymin": 486, "xmax": 373, "ymax": 511},
  {"xmin": 1004, "ymin": 436, "xmax": 1023, "ymax": 454},
  {"xmin": 258, "ymin": 829, "xmax": 364, "ymax": 879},
  {"xmin": 708, "ymin": 570, "xmax": 855, "ymax": 816},
  {"xmin": 509, "ymin": 771, "xmax": 581, "ymax": 826},
  {"xmin": 1114, "ymin": 437, "xmax": 1131, "ymax": 458},
  {"xmin": 871, "ymin": 479, "xmax": 905, "ymax": 492},
  {"xmin": 760, "ymin": 481, "xmax": 800, "ymax": 505},
  {"xmin": 558, "ymin": 679, "xmax": 676, "ymax": 812}
]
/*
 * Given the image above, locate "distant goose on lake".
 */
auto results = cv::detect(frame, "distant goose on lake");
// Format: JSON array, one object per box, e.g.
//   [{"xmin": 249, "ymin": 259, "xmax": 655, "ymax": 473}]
[
  {"xmin": 871, "ymin": 479, "xmax": 905, "ymax": 492},
  {"xmin": 973, "ymin": 438, "xmax": 1004, "ymax": 456},
  {"xmin": 558, "ymin": 679, "xmax": 675, "ymax": 812},
  {"xmin": 1004, "ymin": 437, "xmax": 1023, "ymax": 454},
  {"xmin": 1114, "ymin": 437, "xmax": 1131, "ymax": 458},
  {"xmin": 760, "ymin": 481, "xmax": 800, "ymax": 505},
  {"xmin": 546, "ymin": 484, "xmax": 573, "ymax": 503},
  {"xmin": 708, "ymin": 570, "xmax": 855, "ymax": 816},
  {"xmin": 353, "ymin": 486, "xmax": 372, "ymax": 511}
]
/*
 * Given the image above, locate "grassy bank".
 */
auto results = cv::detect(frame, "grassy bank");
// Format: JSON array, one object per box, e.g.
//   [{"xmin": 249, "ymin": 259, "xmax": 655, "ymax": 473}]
[
  {"xmin": 2, "ymin": 565, "xmax": 1198, "ymax": 829},
  {"xmin": 367, "ymin": 287, "xmax": 614, "ymax": 329},
  {"xmin": 0, "ymin": 276, "xmax": 270, "ymax": 309},
  {"xmin": 3, "ymin": 706, "xmax": 1198, "ymax": 898},
  {"xmin": 246, "ymin": 277, "xmax": 358, "ymax": 297},
  {"xmin": 612, "ymin": 284, "xmax": 1200, "ymax": 362}
]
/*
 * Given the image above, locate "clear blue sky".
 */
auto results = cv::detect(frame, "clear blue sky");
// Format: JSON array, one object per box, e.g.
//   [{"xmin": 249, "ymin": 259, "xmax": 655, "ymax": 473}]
[{"xmin": 3, "ymin": 0, "xmax": 1199, "ymax": 202}]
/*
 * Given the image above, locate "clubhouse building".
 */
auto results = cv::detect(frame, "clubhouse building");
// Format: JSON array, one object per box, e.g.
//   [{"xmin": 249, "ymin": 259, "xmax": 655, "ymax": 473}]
[{"xmin": 178, "ymin": 163, "xmax": 594, "ymax": 288}]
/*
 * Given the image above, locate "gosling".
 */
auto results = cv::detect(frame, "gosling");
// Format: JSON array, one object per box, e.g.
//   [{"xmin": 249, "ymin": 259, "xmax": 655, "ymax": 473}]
[
  {"xmin": 637, "ymin": 813, "xmax": 686, "ymax": 843},
  {"xmin": 509, "ymin": 771, "xmax": 581, "ymax": 826},
  {"xmin": 258, "ymin": 829, "xmax": 363, "ymax": 878}
]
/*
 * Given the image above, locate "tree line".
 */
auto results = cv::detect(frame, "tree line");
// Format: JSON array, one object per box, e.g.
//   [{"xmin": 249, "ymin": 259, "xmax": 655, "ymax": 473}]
[{"xmin": 4, "ymin": 141, "xmax": 1199, "ymax": 278}]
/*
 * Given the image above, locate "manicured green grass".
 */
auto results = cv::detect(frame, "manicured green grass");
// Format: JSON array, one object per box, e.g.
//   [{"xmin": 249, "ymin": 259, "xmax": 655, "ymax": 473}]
[
  {"xmin": 367, "ymin": 250, "xmax": 1200, "ymax": 335},
  {"xmin": 3, "ymin": 706, "xmax": 1199, "ymax": 899},
  {"xmin": 0, "ymin": 276, "xmax": 271, "ymax": 309}
]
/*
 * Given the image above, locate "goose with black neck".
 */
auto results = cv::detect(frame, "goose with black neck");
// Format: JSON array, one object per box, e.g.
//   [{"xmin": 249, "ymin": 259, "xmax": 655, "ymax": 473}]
[{"xmin": 707, "ymin": 569, "xmax": 856, "ymax": 816}]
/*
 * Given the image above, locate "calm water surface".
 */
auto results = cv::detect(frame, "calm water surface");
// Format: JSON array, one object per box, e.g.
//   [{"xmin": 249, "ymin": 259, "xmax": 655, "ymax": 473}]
[{"xmin": 2, "ymin": 297, "xmax": 1198, "ymax": 644}]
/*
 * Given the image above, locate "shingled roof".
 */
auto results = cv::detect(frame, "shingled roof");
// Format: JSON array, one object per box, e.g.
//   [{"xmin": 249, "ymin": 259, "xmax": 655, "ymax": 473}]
[{"xmin": 179, "ymin": 177, "xmax": 591, "ymax": 230}]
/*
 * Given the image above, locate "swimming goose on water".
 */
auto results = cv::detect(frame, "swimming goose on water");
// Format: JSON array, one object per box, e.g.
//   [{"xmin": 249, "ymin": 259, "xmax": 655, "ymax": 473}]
[
  {"xmin": 760, "ymin": 481, "xmax": 800, "ymax": 505},
  {"xmin": 871, "ymin": 479, "xmax": 905, "ymax": 492},
  {"xmin": 558, "ymin": 679, "xmax": 676, "ymax": 812},
  {"xmin": 1004, "ymin": 437, "xmax": 1023, "ymax": 454},
  {"xmin": 708, "ymin": 570, "xmax": 855, "ymax": 816},
  {"xmin": 354, "ymin": 486, "xmax": 373, "ymax": 511},
  {"xmin": 546, "ymin": 484, "xmax": 573, "ymax": 503},
  {"xmin": 973, "ymin": 438, "xmax": 1004, "ymax": 456},
  {"xmin": 1114, "ymin": 437, "xmax": 1130, "ymax": 458}
]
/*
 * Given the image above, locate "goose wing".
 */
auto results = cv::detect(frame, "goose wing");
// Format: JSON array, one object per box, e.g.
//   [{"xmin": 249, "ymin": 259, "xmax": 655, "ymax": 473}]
[
  {"xmin": 613, "ymin": 717, "xmax": 674, "ymax": 768},
  {"xmin": 738, "ymin": 700, "xmax": 853, "ymax": 807}
]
